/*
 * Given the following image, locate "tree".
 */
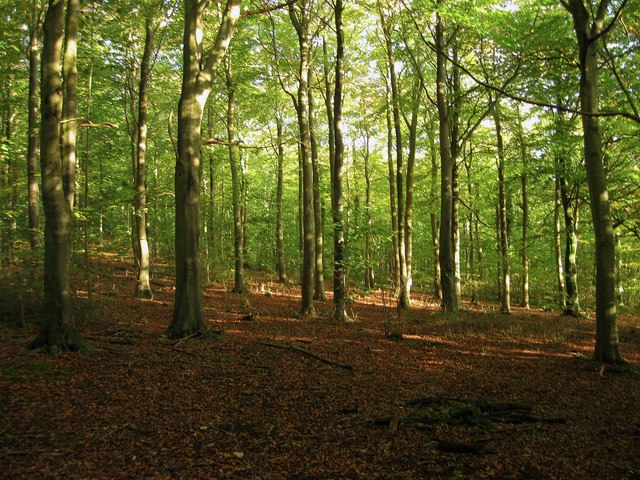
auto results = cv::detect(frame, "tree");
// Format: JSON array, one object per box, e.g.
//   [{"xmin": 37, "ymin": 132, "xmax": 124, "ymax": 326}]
[
  {"xmin": 331, "ymin": 0, "xmax": 349, "ymax": 322},
  {"xmin": 167, "ymin": 0, "xmax": 241, "ymax": 338},
  {"xmin": 134, "ymin": 17, "xmax": 155, "ymax": 299},
  {"xmin": 27, "ymin": 0, "xmax": 43, "ymax": 251},
  {"xmin": 288, "ymin": 0, "xmax": 316, "ymax": 317},
  {"xmin": 31, "ymin": 0, "xmax": 83, "ymax": 352},
  {"xmin": 563, "ymin": 0, "xmax": 624, "ymax": 363}
]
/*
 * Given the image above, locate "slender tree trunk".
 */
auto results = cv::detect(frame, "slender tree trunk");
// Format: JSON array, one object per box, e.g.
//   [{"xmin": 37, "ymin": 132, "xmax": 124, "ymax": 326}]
[
  {"xmin": 554, "ymin": 175, "xmax": 566, "ymax": 309},
  {"xmin": 517, "ymin": 110, "xmax": 530, "ymax": 308},
  {"xmin": 464, "ymin": 150, "xmax": 478, "ymax": 304},
  {"xmin": 429, "ymin": 131, "xmax": 442, "ymax": 300},
  {"xmin": 275, "ymin": 116, "xmax": 287, "ymax": 283},
  {"xmin": 403, "ymin": 80, "xmax": 420, "ymax": 308},
  {"xmin": 384, "ymin": 83, "xmax": 400, "ymax": 291},
  {"xmin": 134, "ymin": 18, "xmax": 154, "ymax": 299},
  {"xmin": 83, "ymin": 61, "xmax": 93, "ymax": 297},
  {"xmin": 435, "ymin": 8, "xmax": 457, "ymax": 312},
  {"xmin": 493, "ymin": 100, "xmax": 510, "ymax": 314},
  {"xmin": 380, "ymin": 10, "xmax": 408, "ymax": 309},
  {"xmin": 309, "ymin": 75, "xmax": 326, "ymax": 301},
  {"xmin": 27, "ymin": 4, "xmax": 42, "ymax": 251},
  {"xmin": 450, "ymin": 46, "xmax": 462, "ymax": 311},
  {"xmin": 289, "ymin": 0, "xmax": 315, "ymax": 316},
  {"xmin": 168, "ymin": 0, "xmax": 241, "ymax": 337},
  {"xmin": 363, "ymin": 117, "xmax": 374, "ymax": 289},
  {"xmin": 559, "ymin": 173, "xmax": 580, "ymax": 316},
  {"xmin": 331, "ymin": 0, "xmax": 349, "ymax": 322},
  {"xmin": 566, "ymin": 0, "xmax": 622, "ymax": 363},
  {"xmin": 225, "ymin": 56, "xmax": 245, "ymax": 294},
  {"xmin": 61, "ymin": 0, "xmax": 78, "ymax": 212},
  {"xmin": 32, "ymin": 0, "xmax": 83, "ymax": 352}
]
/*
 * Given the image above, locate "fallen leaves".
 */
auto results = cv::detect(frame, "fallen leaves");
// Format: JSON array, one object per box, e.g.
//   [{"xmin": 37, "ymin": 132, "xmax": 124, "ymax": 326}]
[{"xmin": 0, "ymin": 258, "xmax": 639, "ymax": 478}]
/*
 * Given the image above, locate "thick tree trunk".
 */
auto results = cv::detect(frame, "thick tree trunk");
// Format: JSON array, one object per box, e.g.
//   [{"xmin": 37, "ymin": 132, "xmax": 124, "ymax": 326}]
[
  {"xmin": 134, "ymin": 18, "xmax": 154, "ymax": 299},
  {"xmin": 168, "ymin": 0, "xmax": 240, "ymax": 337},
  {"xmin": 493, "ymin": 101, "xmax": 511, "ymax": 314},
  {"xmin": 566, "ymin": 0, "xmax": 622, "ymax": 363},
  {"xmin": 435, "ymin": 9, "xmax": 457, "ymax": 312},
  {"xmin": 289, "ymin": 0, "xmax": 315, "ymax": 317},
  {"xmin": 27, "ymin": 5, "xmax": 42, "ymax": 251},
  {"xmin": 32, "ymin": 0, "xmax": 83, "ymax": 353}
]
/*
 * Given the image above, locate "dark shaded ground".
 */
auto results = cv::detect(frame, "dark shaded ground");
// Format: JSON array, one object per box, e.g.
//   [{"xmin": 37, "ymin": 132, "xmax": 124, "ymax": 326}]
[{"xmin": 1, "ymin": 257, "xmax": 639, "ymax": 479}]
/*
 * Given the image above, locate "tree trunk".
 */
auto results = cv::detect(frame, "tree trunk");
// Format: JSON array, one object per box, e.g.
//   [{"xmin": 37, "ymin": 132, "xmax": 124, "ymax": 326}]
[
  {"xmin": 380, "ymin": 9, "xmax": 408, "ymax": 309},
  {"xmin": 554, "ymin": 176, "xmax": 566, "ymax": 309},
  {"xmin": 134, "ymin": 18, "xmax": 154, "ymax": 299},
  {"xmin": 403, "ymin": 80, "xmax": 420, "ymax": 309},
  {"xmin": 559, "ymin": 172, "xmax": 580, "ymax": 316},
  {"xmin": 289, "ymin": 0, "xmax": 315, "ymax": 317},
  {"xmin": 331, "ymin": 0, "xmax": 349, "ymax": 322},
  {"xmin": 309, "ymin": 75, "xmax": 326, "ymax": 301},
  {"xmin": 275, "ymin": 116, "xmax": 287, "ymax": 283},
  {"xmin": 27, "ymin": 4, "xmax": 42, "ymax": 251},
  {"xmin": 429, "ymin": 131, "xmax": 442, "ymax": 300},
  {"xmin": 385, "ymin": 83, "xmax": 400, "ymax": 292},
  {"xmin": 566, "ymin": 0, "xmax": 622, "ymax": 363},
  {"xmin": 31, "ymin": 0, "xmax": 83, "ymax": 353},
  {"xmin": 363, "ymin": 116, "xmax": 374, "ymax": 289},
  {"xmin": 517, "ymin": 110, "xmax": 530, "ymax": 308},
  {"xmin": 493, "ymin": 100, "xmax": 511, "ymax": 314},
  {"xmin": 435, "ymin": 7, "xmax": 457, "ymax": 312},
  {"xmin": 464, "ymin": 150, "xmax": 478, "ymax": 304},
  {"xmin": 225, "ymin": 56, "xmax": 245, "ymax": 294},
  {"xmin": 61, "ymin": 0, "xmax": 79, "ymax": 212},
  {"xmin": 168, "ymin": 0, "xmax": 241, "ymax": 338}
]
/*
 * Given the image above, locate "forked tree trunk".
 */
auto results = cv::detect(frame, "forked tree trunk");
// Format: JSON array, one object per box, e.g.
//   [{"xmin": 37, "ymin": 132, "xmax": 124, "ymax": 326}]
[
  {"xmin": 168, "ymin": 0, "xmax": 241, "ymax": 338},
  {"xmin": 31, "ymin": 0, "xmax": 83, "ymax": 353},
  {"xmin": 134, "ymin": 18, "xmax": 154, "ymax": 299},
  {"xmin": 289, "ymin": 0, "xmax": 315, "ymax": 317},
  {"xmin": 566, "ymin": 0, "xmax": 622, "ymax": 363}
]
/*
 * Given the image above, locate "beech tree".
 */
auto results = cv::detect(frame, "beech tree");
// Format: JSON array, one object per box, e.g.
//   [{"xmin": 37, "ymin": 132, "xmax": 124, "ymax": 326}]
[
  {"xmin": 167, "ymin": 0, "xmax": 241, "ymax": 338},
  {"xmin": 31, "ymin": 0, "xmax": 83, "ymax": 352}
]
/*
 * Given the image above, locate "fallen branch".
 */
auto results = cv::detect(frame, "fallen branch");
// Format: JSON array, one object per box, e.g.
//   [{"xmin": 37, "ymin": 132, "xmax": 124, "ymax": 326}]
[{"xmin": 259, "ymin": 342, "xmax": 354, "ymax": 371}]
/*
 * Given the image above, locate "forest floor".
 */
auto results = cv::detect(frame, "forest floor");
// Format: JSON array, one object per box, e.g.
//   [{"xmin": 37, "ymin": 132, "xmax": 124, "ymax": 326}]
[{"xmin": 1, "ymin": 256, "xmax": 640, "ymax": 479}]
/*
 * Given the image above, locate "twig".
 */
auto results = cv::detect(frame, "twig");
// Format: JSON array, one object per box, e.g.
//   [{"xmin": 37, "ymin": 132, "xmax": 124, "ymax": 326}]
[{"xmin": 259, "ymin": 342, "xmax": 354, "ymax": 371}]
